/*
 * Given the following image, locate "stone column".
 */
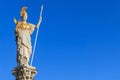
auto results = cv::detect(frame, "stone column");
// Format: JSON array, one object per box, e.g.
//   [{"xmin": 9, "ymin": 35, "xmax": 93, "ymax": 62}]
[{"xmin": 12, "ymin": 65, "xmax": 37, "ymax": 80}]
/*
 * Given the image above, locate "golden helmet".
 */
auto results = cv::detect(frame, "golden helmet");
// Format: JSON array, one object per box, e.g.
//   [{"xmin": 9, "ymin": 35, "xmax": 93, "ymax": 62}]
[{"xmin": 20, "ymin": 7, "xmax": 28, "ymax": 17}]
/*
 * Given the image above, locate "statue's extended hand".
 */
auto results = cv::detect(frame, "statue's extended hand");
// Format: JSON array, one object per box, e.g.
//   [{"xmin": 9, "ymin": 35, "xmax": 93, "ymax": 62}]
[
  {"xmin": 36, "ymin": 5, "xmax": 43, "ymax": 28},
  {"xmin": 36, "ymin": 16, "xmax": 42, "ymax": 28},
  {"xmin": 14, "ymin": 18, "xmax": 17, "ymax": 24}
]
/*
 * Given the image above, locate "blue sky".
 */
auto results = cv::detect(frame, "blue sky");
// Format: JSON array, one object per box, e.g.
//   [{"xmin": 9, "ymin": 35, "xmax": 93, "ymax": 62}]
[{"xmin": 0, "ymin": 0, "xmax": 120, "ymax": 80}]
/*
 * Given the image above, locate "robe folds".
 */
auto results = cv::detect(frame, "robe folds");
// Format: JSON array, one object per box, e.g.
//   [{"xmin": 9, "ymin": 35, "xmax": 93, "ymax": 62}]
[{"xmin": 15, "ymin": 21, "xmax": 35, "ymax": 65}]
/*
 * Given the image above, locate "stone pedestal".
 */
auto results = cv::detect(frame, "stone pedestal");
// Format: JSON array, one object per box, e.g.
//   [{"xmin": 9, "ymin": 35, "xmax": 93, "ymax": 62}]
[{"xmin": 12, "ymin": 65, "xmax": 37, "ymax": 80}]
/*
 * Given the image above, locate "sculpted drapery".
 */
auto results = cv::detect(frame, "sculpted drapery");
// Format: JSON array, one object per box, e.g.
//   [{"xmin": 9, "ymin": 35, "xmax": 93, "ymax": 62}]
[{"xmin": 15, "ymin": 22, "xmax": 35, "ymax": 65}]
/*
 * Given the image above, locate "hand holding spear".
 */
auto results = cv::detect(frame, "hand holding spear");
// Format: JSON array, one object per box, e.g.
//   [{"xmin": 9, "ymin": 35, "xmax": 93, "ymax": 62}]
[{"xmin": 36, "ymin": 5, "xmax": 43, "ymax": 28}]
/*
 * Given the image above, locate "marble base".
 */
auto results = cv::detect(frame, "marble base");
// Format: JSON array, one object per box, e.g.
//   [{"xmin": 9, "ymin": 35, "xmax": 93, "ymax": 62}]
[{"xmin": 12, "ymin": 65, "xmax": 37, "ymax": 80}]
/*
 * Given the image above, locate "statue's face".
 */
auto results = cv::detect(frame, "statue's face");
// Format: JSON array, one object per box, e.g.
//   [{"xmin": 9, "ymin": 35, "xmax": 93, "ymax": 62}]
[{"xmin": 22, "ymin": 15, "xmax": 28, "ymax": 21}]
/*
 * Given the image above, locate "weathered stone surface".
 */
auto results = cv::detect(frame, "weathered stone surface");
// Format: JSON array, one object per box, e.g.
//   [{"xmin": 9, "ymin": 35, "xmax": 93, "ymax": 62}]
[{"xmin": 12, "ymin": 65, "xmax": 37, "ymax": 80}]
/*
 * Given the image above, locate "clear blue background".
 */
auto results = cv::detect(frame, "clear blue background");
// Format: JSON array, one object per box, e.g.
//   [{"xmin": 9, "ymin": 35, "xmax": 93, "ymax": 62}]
[{"xmin": 0, "ymin": 0, "xmax": 120, "ymax": 80}]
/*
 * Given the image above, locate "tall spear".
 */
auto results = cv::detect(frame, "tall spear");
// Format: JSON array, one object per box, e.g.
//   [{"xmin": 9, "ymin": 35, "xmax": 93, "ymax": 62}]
[{"xmin": 30, "ymin": 5, "xmax": 44, "ymax": 66}]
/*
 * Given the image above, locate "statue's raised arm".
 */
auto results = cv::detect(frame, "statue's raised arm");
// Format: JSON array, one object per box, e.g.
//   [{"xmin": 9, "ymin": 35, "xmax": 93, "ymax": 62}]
[{"xmin": 36, "ymin": 5, "xmax": 43, "ymax": 28}]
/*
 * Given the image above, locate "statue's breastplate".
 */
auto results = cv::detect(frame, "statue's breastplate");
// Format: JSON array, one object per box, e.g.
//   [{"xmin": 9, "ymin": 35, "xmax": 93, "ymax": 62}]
[{"xmin": 16, "ymin": 22, "xmax": 30, "ymax": 30}]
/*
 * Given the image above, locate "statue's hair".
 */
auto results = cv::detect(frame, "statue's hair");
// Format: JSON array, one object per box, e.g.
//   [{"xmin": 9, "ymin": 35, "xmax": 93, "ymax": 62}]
[{"xmin": 20, "ymin": 7, "xmax": 28, "ymax": 17}]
